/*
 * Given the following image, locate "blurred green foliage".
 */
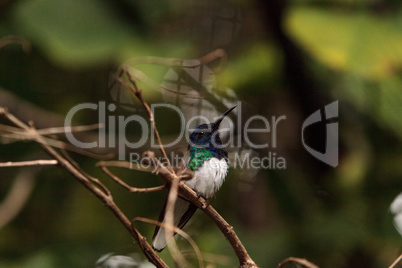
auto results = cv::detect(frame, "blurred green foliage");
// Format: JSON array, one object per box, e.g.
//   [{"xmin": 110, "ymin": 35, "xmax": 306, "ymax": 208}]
[
  {"xmin": 286, "ymin": 6, "xmax": 402, "ymax": 80},
  {"xmin": 12, "ymin": 0, "xmax": 136, "ymax": 67},
  {"xmin": 1, "ymin": 0, "xmax": 402, "ymax": 268}
]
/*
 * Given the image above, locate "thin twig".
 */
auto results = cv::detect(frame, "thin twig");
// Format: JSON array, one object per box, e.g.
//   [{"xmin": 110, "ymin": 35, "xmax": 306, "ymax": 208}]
[
  {"xmin": 1, "ymin": 128, "xmax": 114, "ymax": 159},
  {"xmin": 0, "ymin": 123, "xmax": 103, "ymax": 136},
  {"xmin": 118, "ymin": 71, "xmax": 174, "ymax": 173},
  {"xmin": 97, "ymin": 160, "xmax": 133, "ymax": 169},
  {"xmin": 199, "ymin": 48, "xmax": 227, "ymax": 73},
  {"xmin": 0, "ymin": 159, "xmax": 58, "ymax": 168},
  {"xmin": 100, "ymin": 166, "xmax": 166, "ymax": 193},
  {"xmin": 118, "ymin": 66, "xmax": 205, "ymax": 99},
  {"xmin": 134, "ymin": 217, "xmax": 204, "ymax": 268},
  {"xmin": 164, "ymin": 173, "xmax": 190, "ymax": 267},
  {"xmin": 61, "ymin": 149, "xmax": 111, "ymax": 197},
  {"xmin": 389, "ymin": 254, "xmax": 402, "ymax": 268},
  {"xmin": 36, "ymin": 123, "xmax": 103, "ymax": 135},
  {"xmin": 97, "ymin": 160, "xmax": 156, "ymax": 173},
  {"xmin": 123, "ymin": 56, "xmax": 201, "ymax": 68}
]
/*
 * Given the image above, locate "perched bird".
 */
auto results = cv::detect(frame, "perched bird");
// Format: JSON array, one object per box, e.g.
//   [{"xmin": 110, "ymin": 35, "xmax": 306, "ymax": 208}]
[
  {"xmin": 152, "ymin": 106, "xmax": 236, "ymax": 252},
  {"xmin": 390, "ymin": 192, "xmax": 402, "ymax": 236}
]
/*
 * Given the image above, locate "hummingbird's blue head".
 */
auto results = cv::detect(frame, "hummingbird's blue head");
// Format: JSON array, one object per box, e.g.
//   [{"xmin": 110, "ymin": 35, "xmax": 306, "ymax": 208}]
[{"xmin": 189, "ymin": 106, "xmax": 236, "ymax": 149}]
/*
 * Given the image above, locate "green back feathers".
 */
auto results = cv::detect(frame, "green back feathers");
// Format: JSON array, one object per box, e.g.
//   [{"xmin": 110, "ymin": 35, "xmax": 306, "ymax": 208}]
[{"xmin": 188, "ymin": 147, "xmax": 213, "ymax": 171}]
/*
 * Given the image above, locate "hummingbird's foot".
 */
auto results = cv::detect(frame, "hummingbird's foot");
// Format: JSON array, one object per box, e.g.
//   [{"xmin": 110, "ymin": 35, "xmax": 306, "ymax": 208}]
[
  {"xmin": 202, "ymin": 196, "xmax": 215, "ymax": 209},
  {"xmin": 179, "ymin": 169, "xmax": 194, "ymax": 181},
  {"xmin": 194, "ymin": 192, "xmax": 210, "ymax": 209}
]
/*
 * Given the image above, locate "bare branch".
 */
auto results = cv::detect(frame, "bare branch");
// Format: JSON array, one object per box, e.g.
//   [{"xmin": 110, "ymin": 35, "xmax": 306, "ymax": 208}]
[
  {"xmin": 1, "ymin": 69, "xmax": 261, "ymax": 267},
  {"xmin": 117, "ymin": 71, "xmax": 174, "ymax": 173},
  {"xmin": 164, "ymin": 172, "xmax": 189, "ymax": 267},
  {"xmin": 97, "ymin": 160, "xmax": 133, "ymax": 169},
  {"xmin": 140, "ymin": 149, "xmax": 257, "ymax": 267},
  {"xmin": 123, "ymin": 56, "xmax": 201, "ymax": 68},
  {"xmin": 0, "ymin": 88, "xmax": 63, "ymax": 128},
  {"xmin": 0, "ymin": 122, "xmax": 114, "ymax": 160},
  {"xmin": 0, "ymin": 107, "xmax": 168, "ymax": 268},
  {"xmin": 0, "ymin": 123, "xmax": 103, "ymax": 136},
  {"xmin": 389, "ymin": 254, "xmax": 402, "ymax": 268},
  {"xmin": 0, "ymin": 123, "xmax": 25, "ymax": 133},
  {"xmin": 199, "ymin": 48, "xmax": 227, "ymax": 73},
  {"xmin": 99, "ymin": 166, "xmax": 166, "ymax": 193},
  {"xmin": 38, "ymin": 123, "xmax": 104, "ymax": 135},
  {"xmin": 97, "ymin": 160, "xmax": 155, "ymax": 173},
  {"xmin": 134, "ymin": 217, "xmax": 204, "ymax": 268},
  {"xmin": 119, "ymin": 50, "xmax": 228, "ymax": 100},
  {"xmin": 61, "ymin": 149, "xmax": 111, "ymax": 197},
  {"xmin": 0, "ymin": 159, "xmax": 58, "ymax": 168}
]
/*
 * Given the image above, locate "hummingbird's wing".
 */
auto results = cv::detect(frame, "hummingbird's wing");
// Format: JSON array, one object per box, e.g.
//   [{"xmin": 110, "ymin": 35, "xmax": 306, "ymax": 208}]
[{"xmin": 152, "ymin": 196, "xmax": 197, "ymax": 252}]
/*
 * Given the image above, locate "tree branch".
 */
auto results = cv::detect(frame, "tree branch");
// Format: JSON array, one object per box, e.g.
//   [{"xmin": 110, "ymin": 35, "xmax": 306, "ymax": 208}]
[
  {"xmin": 0, "ymin": 67, "xmax": 259, "ymax": 267},
  {"xmin": 155, "ymin": 163, "xmax": 257, "ymax": 267},
  {"xmin": 117, "ymin": 71, "xmax": 174, "ymax": 173},
  {"xmin": 134, "ymin": 217, "xmax": 204, "ymax": 268},
  {"xmin": 0, "ymin": 159, "xmax": 58, "ymax": 167},
  {"xmin": 389, "ymin": 254, "xmax": 402, "ymax": 268},
  {"xmin": 0, "ymin": 107, "xmax": 169, "ymax": 268},
  {"xmin": 99, "ymin": 165, "xmax": 166, "ymax": 193}
]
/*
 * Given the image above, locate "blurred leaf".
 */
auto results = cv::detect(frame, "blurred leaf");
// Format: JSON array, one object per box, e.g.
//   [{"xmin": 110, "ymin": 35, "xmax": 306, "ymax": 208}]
[
  {"xmin": 217, "ymin": 43, "xmax": 281, "ymax": 91},
  {"xmin": 11, "ymin": 0, "xmax": 138, "ymax": 68},
  {"xmin": 335, "ymin": 74, "xmax": 402, "ymax": 138},
  {"xmin": 378, "ymin": 76, "xmax": 402, "ymax": 136},
  {"xmin": 285, "ymin": 7, "xmax": 402, "ymax": 80},
  {"xmin": 0, "ymin": 251, "xmax": 56, "ymax": 268}
]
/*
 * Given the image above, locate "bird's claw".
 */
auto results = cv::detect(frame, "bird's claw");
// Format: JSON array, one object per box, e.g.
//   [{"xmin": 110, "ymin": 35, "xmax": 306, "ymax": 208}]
[{"xmin": 202, "ymin": 196, "xmax": 215, "ymax": 209}]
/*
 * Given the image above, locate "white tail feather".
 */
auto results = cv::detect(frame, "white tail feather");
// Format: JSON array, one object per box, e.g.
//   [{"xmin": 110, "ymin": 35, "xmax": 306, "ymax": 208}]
[{"xmin": 152, "ymin": 198, "xmax": 191, "ymax": 251}]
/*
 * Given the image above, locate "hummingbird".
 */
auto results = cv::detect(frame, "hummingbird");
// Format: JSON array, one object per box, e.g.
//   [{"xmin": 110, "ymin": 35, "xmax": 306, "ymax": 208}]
[{"xmin": 152, "ymin": 106, "xmax": 236, "ymax": 252}]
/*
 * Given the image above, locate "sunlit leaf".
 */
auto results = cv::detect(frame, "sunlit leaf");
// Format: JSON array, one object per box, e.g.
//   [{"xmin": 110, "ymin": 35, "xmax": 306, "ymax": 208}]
[
  {"xmin": 217, "ymin": 43, "xmax": 281, "ymax": 90},
  {"xmin": 285, "ymin": 7, "xmax": 402, "ymax": 80}
]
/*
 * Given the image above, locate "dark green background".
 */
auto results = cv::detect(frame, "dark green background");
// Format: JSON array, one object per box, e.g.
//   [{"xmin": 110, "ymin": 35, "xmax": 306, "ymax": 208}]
[{"xmin": 0, "ymin": 0, "xmax": 401, "ymax": 267}]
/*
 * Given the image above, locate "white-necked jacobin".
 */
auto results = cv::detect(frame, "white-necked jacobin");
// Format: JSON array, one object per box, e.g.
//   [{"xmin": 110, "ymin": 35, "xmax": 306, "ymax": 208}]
[{"xmin": 152, "ymin": 106, "xmax": 236, "ymax": 252}]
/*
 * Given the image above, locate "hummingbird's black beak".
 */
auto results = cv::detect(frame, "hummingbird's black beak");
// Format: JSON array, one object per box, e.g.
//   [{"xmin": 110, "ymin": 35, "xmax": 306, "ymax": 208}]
[{"xmin": 212, "ymin": 106, "xmax": 236, "ymax": 130}]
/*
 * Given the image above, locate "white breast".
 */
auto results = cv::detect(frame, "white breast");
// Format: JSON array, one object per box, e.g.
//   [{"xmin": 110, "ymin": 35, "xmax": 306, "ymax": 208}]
[{"xmin": 185, "ymin": 158, "xmax": 228, "ymax": 199}]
